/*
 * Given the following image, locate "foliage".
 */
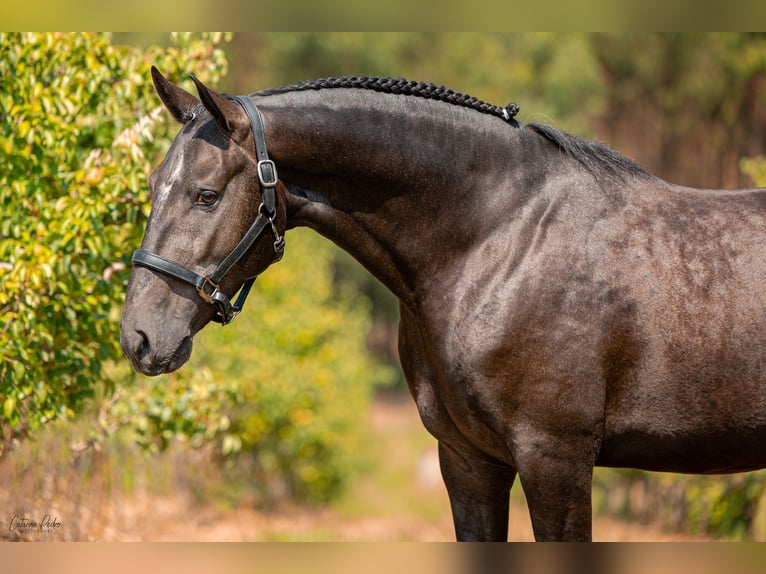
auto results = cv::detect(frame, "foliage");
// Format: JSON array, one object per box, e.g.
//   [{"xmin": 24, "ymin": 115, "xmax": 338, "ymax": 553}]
[
  {"xmin": 741, "ymin": 155, "xmax": 766, "ymax": 187},
  {"xmin": 231, "ymin": 33, "xmax": 603, "ymax": 136},
  {"xmin": 190, "ymin": 229, "xmax": 377, "ymax": 503},
  {"xmin": 0, "ymin": 32, "xmax": 230, "ymax": 455},
  {"xmin": 2, "ymin": 32, "xmax": 378, "ymax": 504},
  {"xmin": 591, "ymin": 33, "xmax": 766, "ymax": 121},
  {"xmin": 593, "ymin": 468, "xmax": 766, "ymax": 540},
  {"xmin": 95, "ymin": 229, "xmax": 378, "ymax": 504},
  {"xmin": 233, "ymin": 33, "xmax": 766, "ymax": 189},
  {"xmin": 589, "ymin": 33, "xmax": 766, "ymax": 188}
]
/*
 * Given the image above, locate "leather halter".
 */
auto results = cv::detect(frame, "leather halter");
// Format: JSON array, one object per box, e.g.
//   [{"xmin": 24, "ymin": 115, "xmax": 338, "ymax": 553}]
[{"xmin": 131, "ymin": 95, "xmax": 285, "ymax": 325}]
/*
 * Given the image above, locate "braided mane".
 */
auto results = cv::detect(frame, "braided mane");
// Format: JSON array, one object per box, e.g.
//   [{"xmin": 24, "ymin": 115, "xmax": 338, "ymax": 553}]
[
  {"xmin": 254, "ymin": 76, "xmax": 520, "ymax": 125},
  {"xmin": 255, "ymin": 76, "xmax": 650, "ymax": 181}
]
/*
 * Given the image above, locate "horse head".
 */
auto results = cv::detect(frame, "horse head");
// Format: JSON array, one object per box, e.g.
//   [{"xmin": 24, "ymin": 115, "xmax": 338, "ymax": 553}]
[{"xmin": 120, "ymin": 68, "xmax": 286, "ymax": 376}]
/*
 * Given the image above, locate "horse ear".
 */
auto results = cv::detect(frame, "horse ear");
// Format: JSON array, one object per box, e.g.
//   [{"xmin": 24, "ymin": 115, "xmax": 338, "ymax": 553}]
[
  {"xmin": 189, "ymin": 74, "xmax": 249, "ymax": 139},
  {"xmin": 151, "ymin": 66, "xmax": 199, "ymax": 124}
]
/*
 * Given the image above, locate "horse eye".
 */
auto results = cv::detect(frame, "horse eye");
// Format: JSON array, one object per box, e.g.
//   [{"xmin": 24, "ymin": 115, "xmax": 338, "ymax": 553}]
[{"xmin": 195, "ymin": 190, "xmax": 218, "ymax": 205}]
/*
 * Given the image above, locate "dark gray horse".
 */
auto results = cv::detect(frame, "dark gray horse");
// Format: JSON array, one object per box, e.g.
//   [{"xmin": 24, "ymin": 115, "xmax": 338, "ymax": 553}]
[{"xmin": 120, "ymin": 68, "xmax": 766, "ymax": 541}]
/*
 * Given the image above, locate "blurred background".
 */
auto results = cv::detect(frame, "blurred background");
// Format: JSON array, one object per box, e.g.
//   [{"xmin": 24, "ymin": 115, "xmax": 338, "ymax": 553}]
[{"xmin": 2, "ymin": 32, "xmax": 766, "ymax": 542}]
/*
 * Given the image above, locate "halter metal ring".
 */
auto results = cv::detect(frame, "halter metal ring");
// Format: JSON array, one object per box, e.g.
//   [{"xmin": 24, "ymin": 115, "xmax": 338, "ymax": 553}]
[{"xmin": 196, "ymin": 276, "xmax": 220, "ymax": 304}]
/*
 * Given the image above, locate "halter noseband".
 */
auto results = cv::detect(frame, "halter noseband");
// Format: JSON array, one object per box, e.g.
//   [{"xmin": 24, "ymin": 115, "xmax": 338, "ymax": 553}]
[{"xmin": 131, "ymin": 95, "xmax": 285, "ymax": 326}]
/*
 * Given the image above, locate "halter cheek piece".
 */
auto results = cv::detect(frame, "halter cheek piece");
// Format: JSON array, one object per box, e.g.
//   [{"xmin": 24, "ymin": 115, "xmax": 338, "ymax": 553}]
[{"xmin": 131, "ymin": 96, "xmax": 285, "ymax": 326}]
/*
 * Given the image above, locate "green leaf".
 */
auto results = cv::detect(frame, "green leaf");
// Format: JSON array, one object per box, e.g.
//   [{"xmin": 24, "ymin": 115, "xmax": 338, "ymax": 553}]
[{"xmin": 3, "ymin": 395, "xmax": 16, "ymax": 420}]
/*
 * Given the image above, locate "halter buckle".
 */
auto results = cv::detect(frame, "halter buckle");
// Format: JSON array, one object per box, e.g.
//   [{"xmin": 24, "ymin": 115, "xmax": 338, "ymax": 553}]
[
  {"xmin": 196, "ymin": 276, "xmax": 220, "ymax": 304},
  {"xmin": 257, "ymin": 160, "xmax": 278, "ymax": 188}
]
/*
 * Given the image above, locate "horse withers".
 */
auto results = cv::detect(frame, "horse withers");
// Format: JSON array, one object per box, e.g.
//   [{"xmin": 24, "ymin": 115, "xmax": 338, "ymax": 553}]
[{"xmin": 121, "ymin": 68, "xmax": 766, "ymax": 540}]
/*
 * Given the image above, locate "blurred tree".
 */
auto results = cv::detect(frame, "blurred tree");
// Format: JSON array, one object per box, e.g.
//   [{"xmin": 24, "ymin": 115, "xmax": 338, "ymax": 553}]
[
  {"xmin": 741, "ymin": 155, "xmax": 766, "ymax": 187},
  {"xmin": 98, "ymin": 228, "xmax": 380, "ymax": 504},
  {"xmin": 230, "ymin": 32, "xmax": 766, "ymax": 188},
  {"xmin": 590, "ymin": 33, "xmax": 766, "ymax": 188},
  {"xmin": 189, "ymin": 228, "xmax": 381, "ymax": 503},
  {"xmin": 0, "ymin": 32, "xmax": 230, "ymax": 456},
  {"xmin": 0, "ymin": 31, "xmax": 381, "ymax": 504},
  {"xmin": 1, "ymin": 34, "xmax": 379, "ymax": 507},
  {"xmin": 227, "ymin": 33, "xmax": 602, "ymax": 134}
]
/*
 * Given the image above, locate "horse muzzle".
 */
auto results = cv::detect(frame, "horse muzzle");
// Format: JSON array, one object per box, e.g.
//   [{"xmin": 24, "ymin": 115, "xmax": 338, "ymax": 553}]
[{"xmin": 120, "ymin": 325, "xmax": 193, "ymax": 376}]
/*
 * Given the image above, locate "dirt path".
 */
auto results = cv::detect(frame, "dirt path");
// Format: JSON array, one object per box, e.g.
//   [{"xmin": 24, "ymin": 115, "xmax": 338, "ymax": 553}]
[
  {"xmin": 118, "ymin": 395, "xmax": 707, "ymax": 542},
  {"xmin": 126, "ymin": 486, "xmax": 705, "ymax": 542}
]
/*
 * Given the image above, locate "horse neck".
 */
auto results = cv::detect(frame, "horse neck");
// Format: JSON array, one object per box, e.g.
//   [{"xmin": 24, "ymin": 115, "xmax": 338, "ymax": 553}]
[{"xmin": 257, "ymin": 88, "xmax": 526, "ymax": 307}]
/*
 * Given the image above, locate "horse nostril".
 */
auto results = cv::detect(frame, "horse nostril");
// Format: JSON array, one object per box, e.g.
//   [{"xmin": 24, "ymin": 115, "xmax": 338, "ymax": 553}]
[{"xmin": 136, "ymin": 330, "xmax": 150, "ymax": 360}]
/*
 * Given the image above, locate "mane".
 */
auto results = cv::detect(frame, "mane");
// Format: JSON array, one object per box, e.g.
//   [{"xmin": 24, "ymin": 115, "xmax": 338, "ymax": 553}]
[
  {"xmin": 526, "ymin": 122, "xmax": 652, "ymax": 181},
  {"xmin": 255, "ymin": 75, "xmax": 651, "ymax": 181},
  {"xmin": 254, "ymin": 76, "xmax": 521, "ymax": 125}
]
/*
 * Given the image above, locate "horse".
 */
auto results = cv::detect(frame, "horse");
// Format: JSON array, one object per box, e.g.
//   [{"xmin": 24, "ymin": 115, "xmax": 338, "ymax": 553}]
[{"xmin": 120, "ymin": 67, "xmax": 766, "ymax": 541}]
